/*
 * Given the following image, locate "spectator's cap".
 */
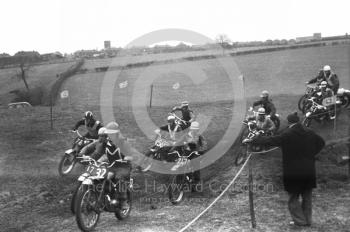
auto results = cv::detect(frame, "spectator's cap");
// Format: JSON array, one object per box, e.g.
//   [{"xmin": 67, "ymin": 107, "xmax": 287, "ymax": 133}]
[
  {"xmin": 190, "ymin": 121, "xmax": 200, "ymax": 130},
  {"xmin": 287, "ymin": 112, "xmax": 300, "ymax": 123},
  {"xmin": 260, "ymin": 90, "xmax": 269, "ymax": 98},
  {"xmin": 258, "ymin": 107, "xmax": 266, "ymax": 115},
  {"xmin": 167, "ymin": 115, "xmax": 176, "ymax": 122},
  {"xmin": 181, "ymin": 101, "xmax": 189, "ymax": 106},
  {"xmin": 105, "ymin": 122, "xmax": 120, "ymax": 134},
  {"xmin": 84, "ymin": 111, "xmax": 93, "ymax": 119},
  {"xmin": 323, "ymin": 65, "xmax": 331, "ymax": 71}
]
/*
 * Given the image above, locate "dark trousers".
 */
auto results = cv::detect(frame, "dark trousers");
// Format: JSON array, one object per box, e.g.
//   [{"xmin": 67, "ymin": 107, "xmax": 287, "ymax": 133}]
[{"xmin": 288, "ymin": 189, "xmax": 312, "ymax": 226}]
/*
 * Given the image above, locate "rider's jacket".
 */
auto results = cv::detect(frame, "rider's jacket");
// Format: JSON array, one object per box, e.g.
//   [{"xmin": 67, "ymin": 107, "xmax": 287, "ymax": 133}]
[
  {"xmin": 253, "ymin": 99, "xmax": 276, "ymax": 116},
  {"xmin": 183, "ymin": 132, "xmax": 207, "ymax": 153},
  {"xmin": 73, "ymin": 118, "xmax": 103, "ymax": 139},
  {"xmin": 308, "ymin": 70, "xmax": 339, "ymax": 93},
  {"xmin": 171, "ymin": 106, "xmax": 193, "ymax": 122},
  {"xmin": 83, "ymin": 139, "xmax": 125, "ymax": 168},
  {"xmin": 314, "ymin": 88, "xmax": 334, "ymax": 105},
  {"xmin": 247, "ymin": 115, "xmax": 275, "ymax": 132}
]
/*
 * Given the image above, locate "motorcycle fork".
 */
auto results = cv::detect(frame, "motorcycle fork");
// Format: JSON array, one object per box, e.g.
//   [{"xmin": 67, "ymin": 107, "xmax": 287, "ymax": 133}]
[{"xmin": 94, "ymin": 180, "xmax": 107, "ymax": 213}]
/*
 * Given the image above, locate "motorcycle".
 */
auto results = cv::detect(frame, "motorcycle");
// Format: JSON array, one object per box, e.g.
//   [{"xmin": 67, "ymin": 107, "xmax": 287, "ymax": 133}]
[
  {"xmin": 298, "ymin": 84, "xmax": 319, "ymax": 111},
  {"xmin": 167, "ymin": 150, "xmax": 200, "ymax": 205},
  {"xmin": 74, "ymin": 156, "xmax": 133, "ymax": 232},
  {"xmin": 337, "ymin": 88, "xmax": 350, "ymax": 109},
  {"xmin": 139, "ymin": 136, "xmax": 174, "ymax": 172},
  {"xmin": 302, "ymin": 97, "xmax": 338, "ymax": 127},
  {"xmin": 235, "ymin": 119, "xmax": 268, "ymax": 166},
  {"xmin": 58, "ymin": 131, "xmax": 95, "ymax": 177}
]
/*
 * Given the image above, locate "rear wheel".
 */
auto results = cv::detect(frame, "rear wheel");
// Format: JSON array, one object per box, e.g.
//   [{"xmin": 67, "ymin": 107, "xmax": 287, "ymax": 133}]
[
  {"xmin": 168, "ymin": 174, "xmax": 186, "ymax": 205},
  {"xmin": 75, "ymin": 187, "xmax": 100, "ymax": 232},
  {"xmin": 58, "ymin": 154, "xmax": 76, "ymax": 177},
  {"xmin": 115, "ymin": 189, "xmax": 132, "ymax": 220},
  {"xmin": 340, "ymin": 95, "xmax": 350, "ymax": 108}
]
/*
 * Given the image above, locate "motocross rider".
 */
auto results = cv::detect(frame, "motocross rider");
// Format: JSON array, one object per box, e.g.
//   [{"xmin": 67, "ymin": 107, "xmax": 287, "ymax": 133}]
[
  {"xmin": 314, "ymin": 81, "xmax": 336, "ymax": 120},
  {"xmin": 174, "ymin": 121, "xmax": 207, "ymax": 191},
  {"xmin": 72, "ymin": 111, "xmax": 103, "ymax": 139},
  {"xmin": 252, "ymin": 90, "xmax": 278, "ymax": 124},
  {"xmin": 307, "ymin": 65, "xmax": 339, "ymax": 94},
  {"xmin": 247, "ymin": 108, "xmax": 275, "ymax": 134},
  {"xmin": 80, "ymin": 122, "xmax": 132, "ymax": 210},
  {"xmin": 171, "ymin": 101, "xmax": 195, "ymax": 130}
]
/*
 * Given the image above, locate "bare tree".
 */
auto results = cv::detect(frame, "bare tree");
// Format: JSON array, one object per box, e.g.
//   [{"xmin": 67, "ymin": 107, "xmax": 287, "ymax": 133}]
[
  {"xmin": 12, "ymin": 62, "xmax": 34, "ymax": 91},
  {"xmin": 215, "ymin": 34, "xmax": 232, "ymax": 54}
]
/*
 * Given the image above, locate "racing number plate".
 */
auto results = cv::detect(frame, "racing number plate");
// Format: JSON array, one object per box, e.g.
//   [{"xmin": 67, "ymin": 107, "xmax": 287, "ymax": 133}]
[{"xmin": 86, "ymin": 165, "xmax": 107, "ymax": 178}]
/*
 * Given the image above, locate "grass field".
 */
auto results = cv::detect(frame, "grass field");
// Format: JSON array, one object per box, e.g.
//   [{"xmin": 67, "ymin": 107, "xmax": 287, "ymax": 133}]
[{"xmin": 0, "ymin": 44, "xmax": 349, "ymax": 231}]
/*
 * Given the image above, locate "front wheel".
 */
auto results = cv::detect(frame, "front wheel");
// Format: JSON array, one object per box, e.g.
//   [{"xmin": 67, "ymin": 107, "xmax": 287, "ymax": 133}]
[
  {"xmin": 115, "ymin": 189, "xmax": 132, "ymax": 220},
  {"xmin": 302, "ymin": 117, "xmax": 312, "ymax": 127},
  {"xmin": 168, "ymin": 175, "xmax": 186, "ymax": 205},
  {"xmin": 75, "ymin": 187, "xmax": 100, "ymax": 232},
  {"xmin": 71, "ymin": 182, "xmax": 83, "ymax": 214},
  {"xmin": 58, "ymin": 154, "xmax": 76, "ymax": 177},
  {"xmin": 235, "ymin": 145, "xmax": 247, "ymax": 166},
  {"xmin": 298, "ymin": 95, "xmax": 308, "ymax": 111}
]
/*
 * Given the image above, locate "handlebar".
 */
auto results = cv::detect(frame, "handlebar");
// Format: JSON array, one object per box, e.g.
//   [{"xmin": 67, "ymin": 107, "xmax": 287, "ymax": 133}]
[
  {"xmin": 71, "ymin": 130, "xmax": 94, "ymax": 142},
  {"xmin": 77, "ymin": 156, "xmax": 127, "ymax": 168},
  {"xmin": 168, "ymin": 150, "xmax": 199, "ymax": 159}
]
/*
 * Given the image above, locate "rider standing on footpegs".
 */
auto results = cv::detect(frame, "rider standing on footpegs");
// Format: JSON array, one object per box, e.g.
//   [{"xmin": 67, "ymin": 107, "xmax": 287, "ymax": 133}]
[
  {"xmin": 72, "ymin": 111, "xmax": 103, "ymax": 139},
  {"xmin": 171, "ymin": 101, "xmax": 195, "ymax": 130},
  {"xmin": 252, "ymin": 90, "xmax": 278, "ymax": 125},
  {"xmin": 80, "ymin": 122, "xmax": 132, "ymax": 210},
  {"xmin": 307, "ymin": 65, "xmax": 340, "ymax": 95},
  {"xmin": 247, "ymin": 108, "xmax": 276, "ymax": 134}
]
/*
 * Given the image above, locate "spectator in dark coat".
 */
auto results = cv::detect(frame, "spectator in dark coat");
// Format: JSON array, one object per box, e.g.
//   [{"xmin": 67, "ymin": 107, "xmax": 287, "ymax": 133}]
[{"xmin": 250, "ymin": 112, "xmax": 325, "ymax": 227}]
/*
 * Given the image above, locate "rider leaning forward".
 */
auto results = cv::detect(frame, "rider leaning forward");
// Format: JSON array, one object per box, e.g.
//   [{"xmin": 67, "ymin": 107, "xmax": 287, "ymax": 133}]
[{"xmin": 80, "ymin": 122, "xmax": 132, "ymax": 210}]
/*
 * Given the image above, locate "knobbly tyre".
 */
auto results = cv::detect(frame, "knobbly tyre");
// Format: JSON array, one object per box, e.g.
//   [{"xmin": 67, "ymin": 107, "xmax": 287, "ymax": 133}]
[
  {"xmin": 302, "ymin": 97, "xmax": 338, "ymax": 127},
  {"xmin": 74, "ymin": 156, "xmax": 133, "ymax": 232},
  {"xmin": 298, "ymin": 83, "xmax": 319, "ymax": 111},
  {"xmin": 58, "ymin": 130, "xmax": 95, "ymax": 177},
  {"xmin": 235, "ymin": 119, "xmax": 268, "ymax": 166},
  {"xmin": 167, "ymin": 149, "xmax": 200, "ymax": 205},
  {"xmin": 139, "ymin": 135, "xmax": 174, "ymax": 172}
]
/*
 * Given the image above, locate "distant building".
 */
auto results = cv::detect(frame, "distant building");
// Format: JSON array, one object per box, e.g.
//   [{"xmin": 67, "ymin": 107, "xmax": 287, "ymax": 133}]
[
  {"xmin": 104, "ymin": 41, "xmax": 111, "ymax": 50},
  {"xmin": 296, "ymin": 33, "xmax": 322, "ymax": 43}
]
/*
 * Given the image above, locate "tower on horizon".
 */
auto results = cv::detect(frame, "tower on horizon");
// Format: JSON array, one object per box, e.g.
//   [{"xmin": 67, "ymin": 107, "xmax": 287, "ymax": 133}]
[{"xmin": 104, "ymin": 41, "xmax": 111, "ymax": 50}]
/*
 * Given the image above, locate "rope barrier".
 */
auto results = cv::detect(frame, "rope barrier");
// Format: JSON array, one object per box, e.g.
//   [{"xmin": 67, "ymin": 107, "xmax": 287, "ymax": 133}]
[{"xmin": 178, "ymin": 152, "xmax": 253, "ymax": 232}]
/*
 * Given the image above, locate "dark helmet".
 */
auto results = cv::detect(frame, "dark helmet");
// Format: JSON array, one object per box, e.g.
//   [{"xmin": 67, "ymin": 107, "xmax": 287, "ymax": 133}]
[{"xmin": 84, "ymin": 111, "xmax": 93, "ymax": 120}]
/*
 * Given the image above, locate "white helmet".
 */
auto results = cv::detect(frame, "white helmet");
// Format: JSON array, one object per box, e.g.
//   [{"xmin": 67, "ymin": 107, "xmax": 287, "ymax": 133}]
[
  {"xmin": 167, "ymin": 115, "xmax": 175, "ymax": 121},
  {"xmin": 98, "ymin": 127, "xmax": 108, "ymax": 136},
  {"xmin": 181, "ymin": 101, "xmax": 189, "ymax": 107},
  {"xmin": 323, "ymin": 65, "xmax": 331, "ymax": 71},
  {"xmin": 190, "ymin": 121, "xmax": 200, "ymax": 130},
  {"xmin": 320, "ymin": 81, "xmax": 327, "ymax": 87},
  {"xmin": 260, "ymin": 90, "xmax": 269, "ymax": 98},
  {"xmin": 258, "ymin": 107, "xmax": 266, "ymax": 115}
]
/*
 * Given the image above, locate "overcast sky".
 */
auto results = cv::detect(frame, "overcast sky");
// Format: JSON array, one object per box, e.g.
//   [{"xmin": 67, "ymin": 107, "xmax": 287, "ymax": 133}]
[{"xmin": 1, "ymin": 0, "xmax": 349, "ymax": 55}]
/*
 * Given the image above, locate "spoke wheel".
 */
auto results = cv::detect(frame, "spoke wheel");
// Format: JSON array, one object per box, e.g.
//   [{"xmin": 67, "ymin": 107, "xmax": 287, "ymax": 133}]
[
  {"xmin": 168, "ymin": 175, "xmax": 186, "ymax": 205},
  {"xmin": 75, "ymin": 188, "xmax": 100, "ymax": 232},
  {"xmin": 58, "ymin": 154, "xmax": 76, "ymax": 177},
  {"xmin": 115, "ymin": 189, "xmax": 132, "ymax": 220}
]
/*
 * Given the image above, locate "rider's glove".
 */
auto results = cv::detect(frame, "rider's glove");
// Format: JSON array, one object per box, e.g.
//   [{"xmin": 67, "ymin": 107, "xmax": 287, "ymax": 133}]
[{"xmin": 248, "ymin": 106, "xmax": 253, "ymax": 112}]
